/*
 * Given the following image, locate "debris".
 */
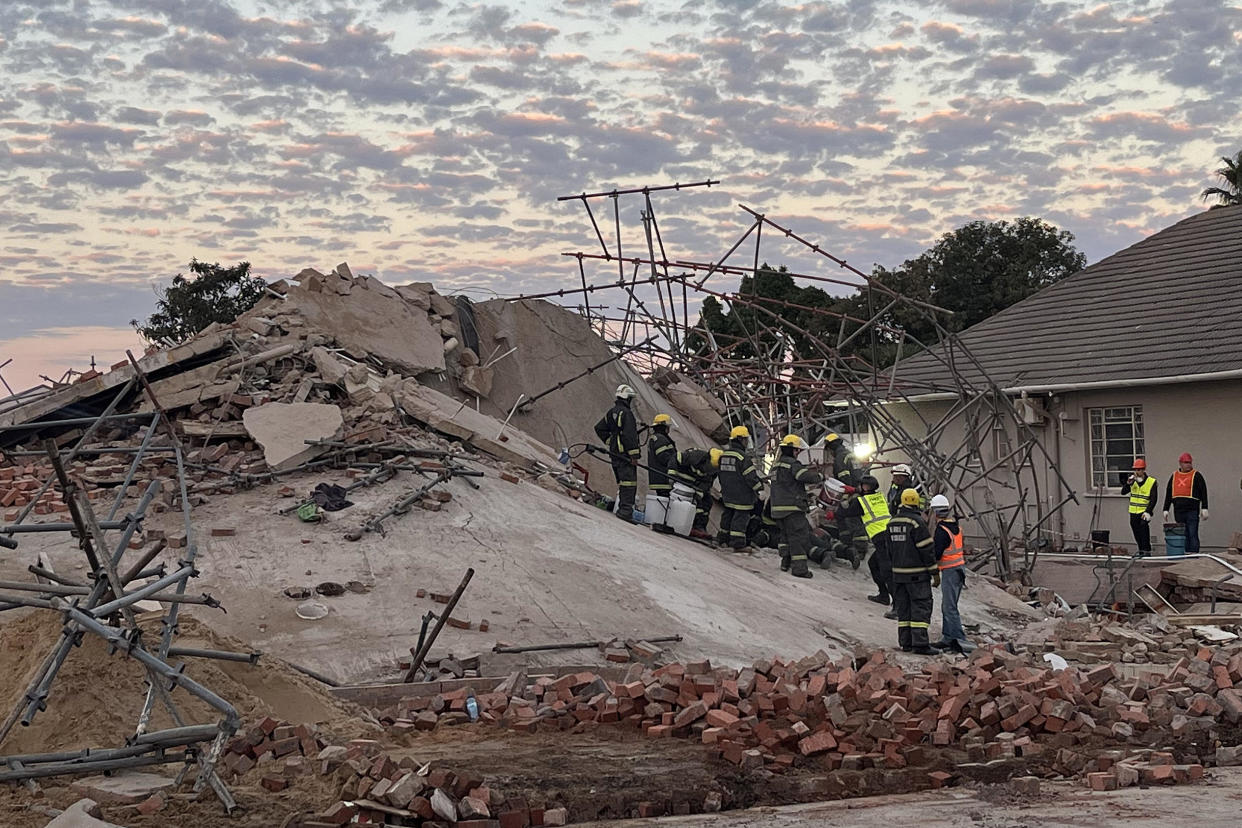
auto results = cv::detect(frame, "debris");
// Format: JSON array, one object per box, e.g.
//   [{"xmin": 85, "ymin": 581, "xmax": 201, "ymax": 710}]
[
  {"xmin": 243, "ymin": 402, "xmax": 345, "ymax": 471},
  {"xmin": 295, "ymin": 601, "xmax": 329, "ymax": 620}
]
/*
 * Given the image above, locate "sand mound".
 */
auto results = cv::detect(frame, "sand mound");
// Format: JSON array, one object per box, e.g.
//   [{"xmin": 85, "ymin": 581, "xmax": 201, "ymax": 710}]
[{"xmin": 0, "ymin": 610, "xmax": 367, "ymax": 756}]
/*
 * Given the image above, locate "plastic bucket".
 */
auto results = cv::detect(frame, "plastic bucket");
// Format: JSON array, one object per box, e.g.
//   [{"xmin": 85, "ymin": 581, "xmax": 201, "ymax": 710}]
[
  {"xmin": 1164, "ymin": 524, "xmax": 1186, "ymax": 557},
  {"xmin": 671, "ymin": 482, "xmax": 696, "ymax": 502},
  {"xmin": 645, "ymin": 495, "xmax": 669, "ymax": 526},
  {"xmin": 667, "ymin": 497, "xmax": 695, "ymax": 536}
]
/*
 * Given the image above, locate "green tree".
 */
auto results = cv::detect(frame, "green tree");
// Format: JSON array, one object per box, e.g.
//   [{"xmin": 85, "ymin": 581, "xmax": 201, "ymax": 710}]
[
  {"xmin": 132, "ymin": 259, "xmax": 267, "ymax": 347},
  {"xmin": 1201, "ymin": 150, "xmax": 1242, "ymax": 206},
  {"xmin": 860, "ymin": 217, "xmax": 1085, "ymax": 352}
]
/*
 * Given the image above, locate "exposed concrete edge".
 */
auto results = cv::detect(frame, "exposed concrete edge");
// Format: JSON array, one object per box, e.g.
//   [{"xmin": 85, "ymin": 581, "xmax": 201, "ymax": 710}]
[{"xmin": 331, "ymin": 665, "xmax": 629, "ymax": 706}]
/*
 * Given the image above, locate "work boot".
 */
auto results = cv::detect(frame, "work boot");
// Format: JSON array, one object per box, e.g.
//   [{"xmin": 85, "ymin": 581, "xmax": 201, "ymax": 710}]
[
  {"xmin": 689, "ymin": 528, "xmax": 711, "ymax": 540},
  {"xmin": 780, "ymin": 559, "xmax": 790, "ymax": 572},
  {"xmin": 911, "ymin": 644, "xmax": 942, "ymax": 656},
  {"xmin": 883, "ymin": 610, "xmax": 898, "ymax": 620},
  {"xmin": 732, "ymin": 545, "xmax": 752, "ymax": 554},
  {"xmin": 850, "ymin": 550, "xmax": 862, "ymax": 570},
  {"xmin": 866, "ymin": 594, "xmax": 890, "ymax": 606},
  {"xmin": 792, "ymin": 570, "xmax": 813, "ymax": 579}
]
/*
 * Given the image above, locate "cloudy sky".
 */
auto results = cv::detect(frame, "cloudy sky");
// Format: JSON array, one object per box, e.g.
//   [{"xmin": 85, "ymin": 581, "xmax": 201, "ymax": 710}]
[{"xmin": 1, "ymin": 0, "xmax": 1239, "ymax": 390}]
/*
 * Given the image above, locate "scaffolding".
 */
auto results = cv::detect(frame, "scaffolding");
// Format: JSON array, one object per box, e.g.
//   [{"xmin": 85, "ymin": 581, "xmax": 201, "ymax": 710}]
[
  {"xmin": 0, "ymin": 363, "xmax": 238, "ymax": 810},
  {"xmin": 515, "ymin": 181, "xmax": 1078, "ymax": 578}
]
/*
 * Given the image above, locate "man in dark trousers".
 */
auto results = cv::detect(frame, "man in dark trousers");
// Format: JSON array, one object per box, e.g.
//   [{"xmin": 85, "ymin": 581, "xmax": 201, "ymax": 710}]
[
  {"xmin": 836, "ymin": 475, "xmax": 896, "ymax": 618},
  {"xmin": 593, "ymin": 384, "xmax": 641, "ymax": 522},
  {"xmin": 718, "ymin": 426, "xmax": 763, "ymax": 551},
  {"xmin": 667, "ymin": 447, "xmax": 721, "ymax": 535},
  {"xmin": 886, "ymin": 488, "xmax": 940, "ymax": 655},
  {"xmin": 768, "ymin": 435, "xmax": 824, "ymax": 579},
  {"xmin": 1163, "ymin": 452, "xmax": 1208, "ymax": 554},
  {"xmin": 824, "ymin": 432, "xmax": 862, "ymax": 568},
  {"xmin": 646, "ymin": 414, "xmax": 676, "ymax": 505},
  {"xmin": 1121, "ymin": 458, "xmax": 1157, "ymax": 556}
]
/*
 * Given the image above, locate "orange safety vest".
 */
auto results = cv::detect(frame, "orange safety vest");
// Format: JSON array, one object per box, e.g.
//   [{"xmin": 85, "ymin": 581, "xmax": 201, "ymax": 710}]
[
  {"xmin": 1172, "ymin": 470, "xmax": 1198, "ymax": 500},
  {"xmin": 939, "ymin": 525, "xmax": 965, "ymax": 570}
]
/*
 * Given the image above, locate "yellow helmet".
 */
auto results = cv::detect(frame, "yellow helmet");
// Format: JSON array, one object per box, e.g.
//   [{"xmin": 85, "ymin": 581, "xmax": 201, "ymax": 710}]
[
  {"xmin": 825, "ymin": 432, "xmax": 840, "ymax": 443},
  {"xmin": 709, "ymin": 448, "xmax": 723, "ymax": 468},
  {"xmin": 729, "ymin": 425, "xmax": 750, "ymax": 440},
  {"xmin": 779, "ymin": 434, "xmax": 805, "ymax": 448},
  {"xmin": 900, "ymin": 488, "xmax": 921, "ymax": 507},
  {"xmin": 652, "ymin": 414, "xmax": 672, "ymax": 426}
]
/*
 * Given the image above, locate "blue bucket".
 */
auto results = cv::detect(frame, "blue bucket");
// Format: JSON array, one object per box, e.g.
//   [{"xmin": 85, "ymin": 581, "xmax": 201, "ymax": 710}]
[{"xmin": 1164, "ymin": 524, "xmax": 1186, "ymax": 557}]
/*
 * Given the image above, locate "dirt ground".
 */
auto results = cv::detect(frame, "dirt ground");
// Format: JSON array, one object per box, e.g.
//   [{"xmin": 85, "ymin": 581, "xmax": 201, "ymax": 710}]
[
  {"xmin": 0, "ymin": 466, "xmax": 1039, "ymax": 686},
  {"xmin": 582, "ymin": 767, "xmax": 1242, "ymax": 827}
]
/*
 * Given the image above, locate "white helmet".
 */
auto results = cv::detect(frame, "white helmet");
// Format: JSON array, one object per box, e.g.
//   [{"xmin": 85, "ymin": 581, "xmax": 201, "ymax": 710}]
[
  {"xmin": 893, "ymin": 464, "xmax": 912, "ymax": 476},
  {"xmin": 930, "ymin": 494, "xmax": 950, "ymax": 514},
  {"xmin": 615, "ymin": 384, "xmax": 636, "ymax": 400}
]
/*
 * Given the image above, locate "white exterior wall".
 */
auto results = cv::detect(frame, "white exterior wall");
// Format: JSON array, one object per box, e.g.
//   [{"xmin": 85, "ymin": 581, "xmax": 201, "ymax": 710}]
[{"xmin": 884, "ymin": 378, "xmax": 1242, "ymax": 553}]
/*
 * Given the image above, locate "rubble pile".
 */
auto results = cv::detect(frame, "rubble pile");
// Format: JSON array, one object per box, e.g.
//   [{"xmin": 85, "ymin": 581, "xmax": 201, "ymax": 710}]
[{"xmin": 365, "ymin": 638, "xmax": 1242, "ymax": 795}]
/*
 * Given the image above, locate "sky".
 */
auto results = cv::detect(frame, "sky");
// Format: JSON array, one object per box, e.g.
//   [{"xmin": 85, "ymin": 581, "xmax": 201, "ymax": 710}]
[{"xmin": 1, "ymin": 0, "xmax": 1240, "ymax": 391}]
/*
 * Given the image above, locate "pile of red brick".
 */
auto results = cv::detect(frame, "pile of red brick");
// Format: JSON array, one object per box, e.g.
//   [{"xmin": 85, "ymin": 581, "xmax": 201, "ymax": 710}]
[
  {"xmin": 377, "ymin": 644, "xmax": 1242, "ymax": 790},
  {"xmin": 222, "ymin": 717, "xmax": 567, "ymax": 827}
]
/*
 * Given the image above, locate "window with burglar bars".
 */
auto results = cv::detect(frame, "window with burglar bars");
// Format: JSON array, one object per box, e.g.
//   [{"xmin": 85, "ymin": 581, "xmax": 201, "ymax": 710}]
[{"xmin": 1088, "ymin": 406, "xmax": 1144, "ymax": 488}]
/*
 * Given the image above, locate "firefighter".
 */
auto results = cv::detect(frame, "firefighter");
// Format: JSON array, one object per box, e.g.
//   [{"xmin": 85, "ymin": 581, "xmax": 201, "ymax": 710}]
[
  {"xmin": 768, "ymin": 435, "xmax": 824, "ymax": 579},
  {"xmin": 593, "ymin": 384, "xmax": 640, "ymax": 522},
  {"xmin": 647, "ymin": 414, "xmax": 676, "ymax": 498},
  {"xmin": 887, "ymin": 463, "xmax": 925, "ymax": 512},
  {"xmin": 886, "ymin": 488, "xmax": 940, "ymax": 655},
  {"xmin": 718, "ymin": 426, "xmax": 763, "ymax": 551},
  {"xmin": 824, "ymin": 432, "xmax": 863, "ymax": 567},
  {"xmin": 836, "ymin": 475, "xmax": 896, "ymax": 618},
  {"xmin": 667, "ymin": 447, "xmax": 721, "ymax": 535}
]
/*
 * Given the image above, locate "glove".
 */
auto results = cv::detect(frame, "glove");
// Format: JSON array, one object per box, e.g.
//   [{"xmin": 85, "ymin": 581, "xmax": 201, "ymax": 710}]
[
  {"xmin": 1141, "ymin": 512, "xmax": 1151, "ymax": 523},
  {"xmin": 1202, "ymin": 509, "xmax": 1210, "ymax": 521},
  {"xmin": 843, "ymin": 485, "xmax": 856, "ymax": 494},
  {"xmin": 1162, "ymin": 511, "xmax": 1169, "ymax": 523},
  {"xmin": 824, "ymin": 511, "xmax": 835, "ymax": 522},
  {"xmin": 932, "ymin": 570, "xmax": 941, "ymax": 587}
]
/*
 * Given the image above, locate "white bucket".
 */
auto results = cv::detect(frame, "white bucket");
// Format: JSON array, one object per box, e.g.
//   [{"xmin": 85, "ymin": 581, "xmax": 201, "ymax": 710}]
[
  {"xmin": 645, "ymin": 495, "xmax": 669, "ymax": 525},
  {"xmin": 667, "ymin": 496, "xmax": 695, "ymax": 536},
  {"xmin": 671, "ymin": 482, "xmax": 696, "ymax": 502}
]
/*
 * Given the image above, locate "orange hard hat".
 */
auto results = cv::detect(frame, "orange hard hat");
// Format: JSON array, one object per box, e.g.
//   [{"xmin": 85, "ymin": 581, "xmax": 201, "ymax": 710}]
[
  {"xmin": 1132, "ymin": 458, "xmax": 1146, "ymax": 470},
  {"xmin": 1179, "ymin": 452, "xmax": 1193, "ymax": 463}
]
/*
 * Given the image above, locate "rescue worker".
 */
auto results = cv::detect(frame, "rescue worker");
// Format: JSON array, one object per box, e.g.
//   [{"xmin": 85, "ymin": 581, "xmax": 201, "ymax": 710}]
[
  {"xmin": 647, "ymin": 414, "xmax": 676, "ymax": 499},
  {"xmin": 887, "ymin": 464, "xmax": 924, "ymax": 512},
  {"xmin": 886, "ymin": 488, "xmax": 940, "ymax": 655},
  {"xmin": 824, "ymin": 432, "xmax": 863, "ymax": 567},
  {"xmin": 718, "ymin": 426, "xmax": 763, "ymax": 551},
  {"xmin": 930, "ymin": 494, "xmax": 972, "ymax": 653},
  {"xmin": 1163, "ymin": 452, "xmax": 1208, "ymax": 555},
  {"xmin": 1120, "ymin": 458, "xmax": 1157, "ymax": 556},
  {"xmin": 768, "ymin": 435, "xmax": 824, "ymax": 579},
  {"xmin": 667, "ymin": 447, "xmax": 721, "ymax": 535},
  {"xmin": 837, "ymin": 476, "xmax": 896, "ymax": 618},
  {"xmin": 593, "ymin": 384, "xmax": 640, "ymax": 522}
]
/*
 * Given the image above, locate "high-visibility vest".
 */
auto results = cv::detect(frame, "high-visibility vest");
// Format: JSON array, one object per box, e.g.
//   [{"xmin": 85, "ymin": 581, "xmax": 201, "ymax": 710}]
[
  {"xmin": 860, "ymin": 493, "xmax": 891, "ymax": 539},
  {"xmin": 1128, "ymin": 476, "xmax": 1156, "ymax": 514},
  {"xmin": 1172, "ymin": 470, "xmax": 1198, "ymax": 500},
  {"xmin": 939, "ymin": 525, "xmax": 964, "ymax": 570}
]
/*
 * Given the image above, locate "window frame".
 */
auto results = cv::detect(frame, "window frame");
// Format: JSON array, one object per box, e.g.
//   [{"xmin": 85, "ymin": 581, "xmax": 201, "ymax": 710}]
[{"xmin": 1087, "ymin": 405, "xmax": 1145, "ymax": 490}]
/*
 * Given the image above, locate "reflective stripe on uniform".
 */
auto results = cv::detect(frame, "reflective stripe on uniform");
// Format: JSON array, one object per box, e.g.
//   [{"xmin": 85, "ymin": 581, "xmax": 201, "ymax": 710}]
[
  {"xmin": 619, "ymin": 481, "xmax": 637, "ymax": 487},
  {"xmin": 722, "ymin": 501, "xmax": 752, "ymax": 510},
  {"xmin": 892, "ymin": 565, "xmax": 936, "ymax": 574},
  {"xmin": 908, "ymin": 621, "xmax": 930, "ymax": 629}
]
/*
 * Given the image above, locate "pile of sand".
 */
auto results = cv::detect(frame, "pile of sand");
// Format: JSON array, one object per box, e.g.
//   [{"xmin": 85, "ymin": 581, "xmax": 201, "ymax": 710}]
[{"xmin": 0, "ymin": 610, "xmax": 368, "ymax": 756}]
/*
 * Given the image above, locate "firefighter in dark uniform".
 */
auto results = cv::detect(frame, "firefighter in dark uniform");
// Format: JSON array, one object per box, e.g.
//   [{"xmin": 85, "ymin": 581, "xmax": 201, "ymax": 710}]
[
  {"xmin": 768, "ymin": 435, "xmax": 824, "ymax": 579},
  {"xmin": 886, "ymin": 488, "xmax": 941, "ymax": 655},
  {"xmin": 718, "ymin": 426, "xmax": 762, "ymax": 551},
  {"xmin": 593, "ymin": 384, "xmax": 640, "ymax": 522},
  {"xmin": 825, "ymin": 432, "xmax": 862, "ymax": 567},
  {"xmin": 886, "ymin": 464, "xmax": 925, "ymax": 512},
  {"xmin": 667, "ymin": 447, "xmax": 721, "ymax": 534},
  {"xmin": 647, "ymin": 414, "xmax": 676, "ymax": 496}
]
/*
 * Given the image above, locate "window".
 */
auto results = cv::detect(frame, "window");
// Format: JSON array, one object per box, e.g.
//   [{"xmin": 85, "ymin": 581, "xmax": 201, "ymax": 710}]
[{"xmin": 1088, "ymin": 406, "xmax": 1144, "ymax": 488}]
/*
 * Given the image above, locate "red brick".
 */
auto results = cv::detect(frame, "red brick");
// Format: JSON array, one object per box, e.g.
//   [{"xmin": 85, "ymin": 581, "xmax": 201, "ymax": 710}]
[
  {"xmin": 1217, "ymin": 688, "xmax": 1242, "ymax": 723},
  {"xmin": 136, "ymin": 793, "xmax": 165, "ymax": 814},
  {"xmin": 927, "ymin": 771, "xmax": 953, "ymax": 789},
  {"xmin": 705, "ymin": 709, "xmax": 738, "ymax": 728},
  {"xmin": 1087, "ymin": 772, "xmax": 1117, "ymax": 791},
  {"xmin": 798, "ymin": 731, "xmax": 837, "ymax": 756},
  {"xmin": 261, "ymin": 776, "xmax": 289, "ymax": 792},
  {"xmin": 499, "ymin": 472, "xmax": 520, "ymax": 484},
  {"xmin": 673, "ymin": 701, "xmax": 707, "ymax": 728}
]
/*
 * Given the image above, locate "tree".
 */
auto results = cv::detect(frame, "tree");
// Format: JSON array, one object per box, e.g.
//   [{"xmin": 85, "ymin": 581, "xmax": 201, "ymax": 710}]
[
  {"xmin": 1201, "ymin": 150, "xmax": 1242, "ymax": 206},
  {"xmin": 132, "ymin": 259, "xmax": 267, "ymax": 347},
  {"xmin": 860, "ymin": 217, "xmax": 1086, "ymax": 352}
]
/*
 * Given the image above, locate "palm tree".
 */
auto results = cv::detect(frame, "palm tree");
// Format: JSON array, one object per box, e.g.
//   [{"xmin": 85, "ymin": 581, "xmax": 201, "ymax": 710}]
[{"xmin": 1201, "ymin": 150, "xmax": 1242, "ymax": 206}]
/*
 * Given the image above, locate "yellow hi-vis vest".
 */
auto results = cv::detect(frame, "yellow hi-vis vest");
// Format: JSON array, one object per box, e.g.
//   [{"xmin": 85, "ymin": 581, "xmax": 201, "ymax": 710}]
[
  {"xmin": 860, "ymin": 493, "xmax": 891, "ymax": 539},
  {"xmin": 1128, "ymin": 476, "xmax": 1156, "ymax": 515}
]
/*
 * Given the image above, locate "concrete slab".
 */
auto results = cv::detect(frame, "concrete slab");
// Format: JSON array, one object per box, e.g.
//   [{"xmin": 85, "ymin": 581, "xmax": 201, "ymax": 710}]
[
  {"xmin": 44, "ymin": 799, "xmax": 127, "ymax": 828},
  {"xmin": 243, "ymin": 402, "xmax": 344, "ymax": 471},
  {"xmin": 68, "ymin": 771, "xmax": 174, "ymax": 805}
]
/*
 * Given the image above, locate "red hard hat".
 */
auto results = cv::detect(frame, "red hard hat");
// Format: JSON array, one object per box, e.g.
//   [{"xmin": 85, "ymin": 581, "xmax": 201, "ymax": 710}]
[
  {"xmin": 1179, "ymin": 452, "xmax": 1192, "ymax": 463},
  {"xmin": 1132, "ymin": 458, "xmax": 1146, "ymax": 470}
]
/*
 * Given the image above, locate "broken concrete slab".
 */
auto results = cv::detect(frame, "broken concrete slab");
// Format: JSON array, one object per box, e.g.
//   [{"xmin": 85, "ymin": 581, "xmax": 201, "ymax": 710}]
[
  {"xmin": 69, "ymin": 772, "xmax": 174, "ymax": 805},
  {"xmin": 44, "ymin": 799, "xmax": 127, "ymax": 828},
  {"xmin": 649, "ymin": 367, "xmax": 729, "ymax": 440},
  {"xmin": 458, "ymin": 365, "xmax": 494, "ymax": 399},
  {"xmin": 311, "ymin": 346, "xmax": 349, "ymax": 385},
  {"xmin": 280, "ymin": 271, "xmax": 446, "ymax": 376},
  {"xmin": 243, "ymin": 402, "xmax": 344, "ymax": 471},
  {"xmin": 397, "ymin": 380, "xmax": 561, "ymax": 470}
]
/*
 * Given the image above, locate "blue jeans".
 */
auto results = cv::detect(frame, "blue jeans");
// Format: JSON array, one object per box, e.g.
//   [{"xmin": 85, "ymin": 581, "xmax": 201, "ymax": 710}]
[
  {"xmin": 938, "ymin": 567, "xmax": 971, "ymax": 649},
  {"xmin": 1177, "ymin": 509, "xmax": 1201, "ymax": 555}
]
